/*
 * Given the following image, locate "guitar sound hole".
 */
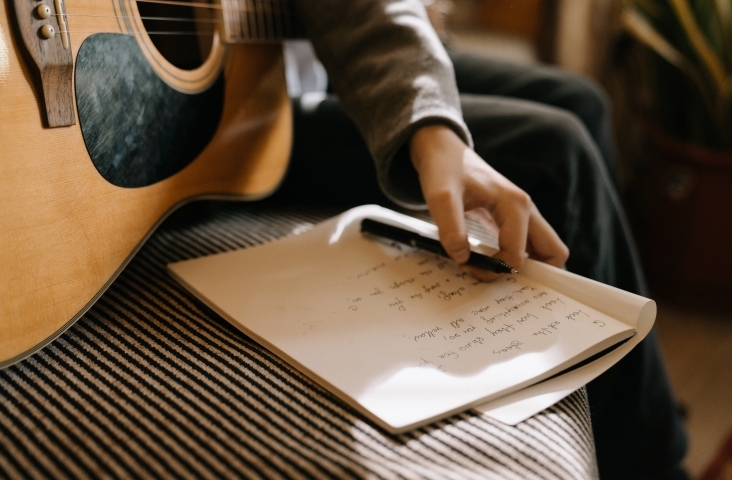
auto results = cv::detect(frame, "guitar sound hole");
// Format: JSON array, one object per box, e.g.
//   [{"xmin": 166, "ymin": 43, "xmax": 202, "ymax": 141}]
[
  {"xmin": 75, "ymin": 34, "xmax": 224, "ymax": 188},
  {"xmin": 136, "ymin": 0, "xmax": 215, "ymax": 70}
]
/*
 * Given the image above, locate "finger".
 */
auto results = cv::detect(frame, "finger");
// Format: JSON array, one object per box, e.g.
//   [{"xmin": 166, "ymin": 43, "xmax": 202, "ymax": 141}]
[
  {"xmin": 459, "ymin": 157, "xmax": 529, "ymax": 277},
  {"xmin": 459, "ymin": 167, "xmax": 529, "ymax": 281},
  {"xmin": 410, "ymin": 125, "xmax": 473, "ymax": 264},
  {"xmin": 489, "ymin": 189, "xmax": 531, "ymax": 271},
  {"xmin": 425, "ymin": 189, "xmax": 471, "ymax": 264},
  {"xmin": 460, "ymin": 263, "xmax": 503, "ymax": 283},
  {"xmin": 526, "ymin": 207, "xmax": 569, "ymax": 267},
  {"xmin": 463, "ymin": 208, "xmax": 502, "ymax": 281},
  {"xmin": 460, "ymin": 207, "xmax": 517, "ymax": 283}
]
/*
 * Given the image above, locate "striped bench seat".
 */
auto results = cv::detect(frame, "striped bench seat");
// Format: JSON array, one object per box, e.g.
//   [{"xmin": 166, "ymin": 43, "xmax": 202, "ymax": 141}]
[{"xmin": 0, "ymin": 202, "xmax": 598, "ymax": 479}]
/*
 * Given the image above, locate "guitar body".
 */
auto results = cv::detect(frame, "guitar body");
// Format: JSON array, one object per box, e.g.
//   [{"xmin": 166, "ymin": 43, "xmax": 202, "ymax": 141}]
[{"xmin": 0, "ymin": 0, "xmax": 292, "ymax": 366}]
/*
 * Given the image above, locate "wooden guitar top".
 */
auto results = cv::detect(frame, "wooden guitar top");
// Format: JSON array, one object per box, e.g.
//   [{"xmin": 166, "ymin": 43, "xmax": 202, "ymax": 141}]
[{"xmin": 0, "ymin": 0, "xmax": 292, "ymax": 366}]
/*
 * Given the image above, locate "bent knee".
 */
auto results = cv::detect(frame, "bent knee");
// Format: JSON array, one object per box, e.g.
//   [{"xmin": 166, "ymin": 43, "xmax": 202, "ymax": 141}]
[
  {"xmin": 556, "ymin": 75, "xmax": 611, "ymax": 133},
  {"xmin": 532, "ymin": 108, "xmax": 595, "ymax": 160}
]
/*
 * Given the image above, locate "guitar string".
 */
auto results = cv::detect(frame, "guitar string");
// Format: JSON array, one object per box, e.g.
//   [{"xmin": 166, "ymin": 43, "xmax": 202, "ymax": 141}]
[
  {"xmin": 138, "ymin": 0, "xmax": 292, "ymax": 9},
  {"xmin": 49, "ymin": 0, "xmax": 296, "ymax": 37},
  {"xmin": 52, "ymin": 1, "xmax": 296, "ymax": 19},
  {"xmin": 50, "ymin": 30, "xmax": 218, "ymax": 35},
  {"xmin": 57, "ymin": 14, "xmax": 220, "ymax": 23}
]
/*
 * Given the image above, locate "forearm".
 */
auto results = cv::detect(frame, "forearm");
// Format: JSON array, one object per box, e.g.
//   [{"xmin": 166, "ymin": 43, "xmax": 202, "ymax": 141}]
[
  {"xmin": 295, "ymin": 0, "xmax": 471, "ymax": 207},
  {"xmin": 294, "ymin": 0, "xmax": 568, "ymax": 276}
]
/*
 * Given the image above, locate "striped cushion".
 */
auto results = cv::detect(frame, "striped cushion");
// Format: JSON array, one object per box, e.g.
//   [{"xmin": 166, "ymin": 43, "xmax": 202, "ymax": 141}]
[{"xmin": 0, "ymin": 202, "xmax": 598, "ymax": 479}]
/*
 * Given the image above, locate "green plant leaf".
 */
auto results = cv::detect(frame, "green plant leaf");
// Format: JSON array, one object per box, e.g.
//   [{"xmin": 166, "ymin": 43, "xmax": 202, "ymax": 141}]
[
  {"xmin": 622, "ymin": 8, "xmax": 715, "ymax": 113},
  {"xmin": 714, "ymin": 0, "xmax": 732, "ymax": 28},
  {"xmin": 712, "ymin": 0, "xmax": 732, "ymax": 70},
  {"xmin": 668, "ymin": 0, "xmax": 728, "ymax": 97}
]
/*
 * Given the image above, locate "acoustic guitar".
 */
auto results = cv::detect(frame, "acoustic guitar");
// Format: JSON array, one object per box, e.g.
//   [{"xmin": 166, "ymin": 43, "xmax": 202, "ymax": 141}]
[{"xmin": 0, "ymin": 0, "xmax": 299, "ymax": 366}]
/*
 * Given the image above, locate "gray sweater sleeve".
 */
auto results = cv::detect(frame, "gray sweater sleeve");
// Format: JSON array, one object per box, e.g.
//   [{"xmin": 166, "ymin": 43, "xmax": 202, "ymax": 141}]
[{"xmin": 294, "ymin": 0, "xmax": 473, "ymax": 208}]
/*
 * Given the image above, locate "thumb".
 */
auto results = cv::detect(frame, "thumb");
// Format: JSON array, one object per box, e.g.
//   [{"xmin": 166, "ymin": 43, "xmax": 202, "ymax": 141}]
[
  {"xmin": 426, "ymin": 190, "xmax": 471, "ymax": 264},
  {"xmin": 409, "ymin": 125, "xmax": 472, "ymax": 264}
]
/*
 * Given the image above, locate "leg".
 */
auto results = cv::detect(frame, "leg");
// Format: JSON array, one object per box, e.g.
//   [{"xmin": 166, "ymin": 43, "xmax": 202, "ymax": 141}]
[
  {"xmin": 460, "ymin": 95, "xmax": 639, "ymax": 290},
  {"xmin": 266, "ymin": 93, "xmax": 391, "ymax": 207},
  {"xmin": 460, "ymin": 93, "xmax": 688, "ymax": 479},
  {"xmin": 448, "ymin": 50, "xmax": 618, "ymax": 180}
]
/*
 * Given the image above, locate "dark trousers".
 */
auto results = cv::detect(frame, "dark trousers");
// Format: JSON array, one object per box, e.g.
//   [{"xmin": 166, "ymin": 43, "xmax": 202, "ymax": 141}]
[{"xmin": 269, "ymin": 50, "xmax": 689, "ymax": 480}]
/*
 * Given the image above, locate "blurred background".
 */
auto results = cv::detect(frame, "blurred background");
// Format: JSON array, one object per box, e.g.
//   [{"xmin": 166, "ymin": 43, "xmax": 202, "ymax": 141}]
[{"xmin": 433, "ymin": 0, "xmax": 732, "ymax": 477}]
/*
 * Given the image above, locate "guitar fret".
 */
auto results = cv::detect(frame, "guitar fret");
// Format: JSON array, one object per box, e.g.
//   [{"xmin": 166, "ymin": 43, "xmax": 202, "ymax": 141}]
[
  {"xmin": 255, "ymin": 0, "xmax": 264, "ymax": 40},
  {"xmin": 247, "ymin": 0, "xmax": 255, "ymax": 39},
  {"xmin": 272, "ymin": 0, "xmax": 278, "ymax": 38},
  {"xmin": 246, "ymin": 0, "xmax": 251, "ymax": 39},
  {"xmin": 282, "ymin": 0, "xmax": 292, "ymax": 39},
  {"xmin": 218, "ymin": 0, "xmax": 299, "ymax": 43},
  {"xmin": 265, "ymin": 1, "xmax": 274, "ymax": 41},
  {"xmin": 256, "ymin": 0, "xmax": 264, "ymax": 40},
  {"xmin": 242, "ymin": 0, "xmax": 250, "ymax": 39}
]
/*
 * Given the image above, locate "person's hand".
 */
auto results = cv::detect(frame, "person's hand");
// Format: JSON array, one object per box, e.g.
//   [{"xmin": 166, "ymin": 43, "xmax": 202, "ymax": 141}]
[{"xmin": 409, "ymin": 124, "xmax": 569, "ymax": 281}]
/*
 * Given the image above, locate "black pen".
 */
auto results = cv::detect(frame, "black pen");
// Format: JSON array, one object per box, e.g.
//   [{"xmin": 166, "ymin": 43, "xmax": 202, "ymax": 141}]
[{"xmin": 360, "ymin": 218, "xmax": 518, "ymax": 274}]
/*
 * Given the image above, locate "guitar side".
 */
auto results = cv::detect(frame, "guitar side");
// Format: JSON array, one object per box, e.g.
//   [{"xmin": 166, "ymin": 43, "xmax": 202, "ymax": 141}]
[{"xmin": 0, "ymin": 0, "xmax": 292, "ymax": 366}]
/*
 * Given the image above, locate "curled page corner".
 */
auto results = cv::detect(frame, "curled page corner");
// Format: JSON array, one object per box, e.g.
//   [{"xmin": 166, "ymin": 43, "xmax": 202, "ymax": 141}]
[{"xmin": 475, "ymin": 259, "xmax": 655, "ymax": 425}]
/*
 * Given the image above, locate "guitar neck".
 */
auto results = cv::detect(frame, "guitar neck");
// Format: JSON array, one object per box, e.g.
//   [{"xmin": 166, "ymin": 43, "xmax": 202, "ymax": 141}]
[{"xmin": 219, "ymin": 0, "xmax": 304, "ymax": 44}]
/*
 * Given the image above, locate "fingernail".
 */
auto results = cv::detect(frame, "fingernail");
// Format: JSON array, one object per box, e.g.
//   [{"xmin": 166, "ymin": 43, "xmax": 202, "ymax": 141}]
[{"xmin": 453, "ymin": 248, "xmax": 470, "ymax": 263}]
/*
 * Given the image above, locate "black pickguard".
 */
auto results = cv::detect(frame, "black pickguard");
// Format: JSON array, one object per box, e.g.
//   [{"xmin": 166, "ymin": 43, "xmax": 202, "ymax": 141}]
[{"xmin": 75, "ymin": 33, "xmax": 224, "ymax": 188}]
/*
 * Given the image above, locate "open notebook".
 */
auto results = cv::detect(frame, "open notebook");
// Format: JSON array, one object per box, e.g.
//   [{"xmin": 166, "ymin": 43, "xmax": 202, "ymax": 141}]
[{"xmin": 168, "ymin": 205, "xmax": 655, "ymax": 433}]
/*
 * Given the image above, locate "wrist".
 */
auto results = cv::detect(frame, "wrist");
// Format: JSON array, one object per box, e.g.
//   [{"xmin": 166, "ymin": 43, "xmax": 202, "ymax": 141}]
[{"xmin": 409, "ymin": 124, "xmax": 466, "ymax": 172}]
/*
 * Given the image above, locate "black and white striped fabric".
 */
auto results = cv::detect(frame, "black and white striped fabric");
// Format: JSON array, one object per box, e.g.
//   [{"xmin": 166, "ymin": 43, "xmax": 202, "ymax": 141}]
[{"xmin": 0, "ymin": 203, "xmax": 598, "ymax": 479}]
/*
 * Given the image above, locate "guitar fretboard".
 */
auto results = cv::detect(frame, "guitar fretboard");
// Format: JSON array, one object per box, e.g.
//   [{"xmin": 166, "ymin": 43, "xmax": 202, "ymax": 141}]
[{"xmin": 219, "ymin": 0, "xmax": 304, "ymax": 43}]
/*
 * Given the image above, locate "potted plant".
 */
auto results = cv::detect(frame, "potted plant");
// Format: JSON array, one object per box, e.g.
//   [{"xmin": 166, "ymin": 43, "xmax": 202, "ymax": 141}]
[{"xmin": 620, "ymin": 0, "xmax": 732, "ymax": 301}]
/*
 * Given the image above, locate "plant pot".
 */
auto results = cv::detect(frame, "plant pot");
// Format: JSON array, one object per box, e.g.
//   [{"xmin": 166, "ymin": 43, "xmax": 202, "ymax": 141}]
[{"xmin": 634, "ymin": 127, "xmax": 732, "ymax": 303}]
